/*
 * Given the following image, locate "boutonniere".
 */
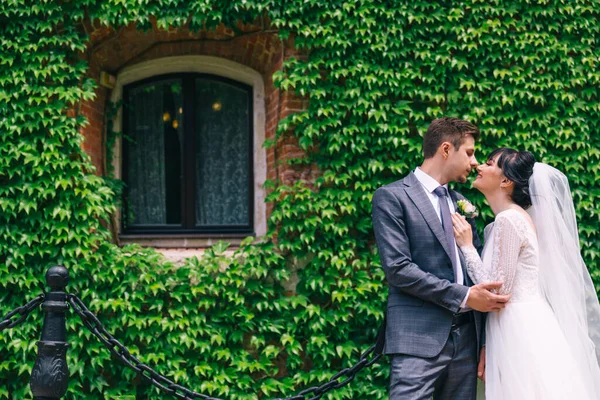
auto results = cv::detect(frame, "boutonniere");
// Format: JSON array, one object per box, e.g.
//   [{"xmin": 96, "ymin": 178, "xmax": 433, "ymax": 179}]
[{"xmin": 457, "ymin": 199, "xmax": 479, "ymax": 218}]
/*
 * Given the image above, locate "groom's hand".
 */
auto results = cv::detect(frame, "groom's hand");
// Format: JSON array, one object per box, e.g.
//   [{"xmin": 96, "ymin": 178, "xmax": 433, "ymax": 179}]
[{"xmin": 466, "ymin": 281, "xmax": 510, "ymax": 312}]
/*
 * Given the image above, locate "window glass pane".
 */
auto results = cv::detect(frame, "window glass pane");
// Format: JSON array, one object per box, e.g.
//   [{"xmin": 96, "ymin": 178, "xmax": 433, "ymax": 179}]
[
  {"xmin": 125, "ymin": 79, "xmax": 183, "ymax": 226},
  {"xmin": 195, "ymin": 79, "xmax": 250, "ymax": 226}
]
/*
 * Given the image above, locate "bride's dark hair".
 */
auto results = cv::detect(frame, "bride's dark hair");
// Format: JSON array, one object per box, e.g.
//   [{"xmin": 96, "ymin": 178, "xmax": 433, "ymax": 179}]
[{"xmin": 488, "ymin": 148, "xmax": 536, "ymax": 209}]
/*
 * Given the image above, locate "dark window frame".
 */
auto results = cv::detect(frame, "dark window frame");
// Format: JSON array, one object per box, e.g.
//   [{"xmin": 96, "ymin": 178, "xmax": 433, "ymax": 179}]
[{"xmin": 121, "ymin": 73, "xmax": 254, "ymax": 235}]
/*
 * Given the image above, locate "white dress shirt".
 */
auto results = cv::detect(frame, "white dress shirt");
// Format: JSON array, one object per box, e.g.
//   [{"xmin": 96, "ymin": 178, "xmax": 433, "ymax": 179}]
[{"xmin": 414, "ymin": 168, "xmax": 470, "ymax": 309}]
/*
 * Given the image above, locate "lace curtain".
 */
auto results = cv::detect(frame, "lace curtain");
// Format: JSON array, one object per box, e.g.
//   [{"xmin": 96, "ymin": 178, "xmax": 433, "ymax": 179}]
[
  {"xmin": 195, "ymin": 78, "xmax": 250, "ymax": 226},
  {"xmin": 124, "ymin": 76, "xmax": 250, "ymax": 230},
  {"xmin": 125, "ymin": 80, "xmax": 182, "ymax": 226}
]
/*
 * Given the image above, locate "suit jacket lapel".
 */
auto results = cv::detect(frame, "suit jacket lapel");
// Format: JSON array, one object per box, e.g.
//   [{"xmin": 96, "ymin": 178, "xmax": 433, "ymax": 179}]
[
  {"xmin": 450, "ymin": 189, "xmax": 474, "ymax": 286},
  {"xmin": 449, "ymin": 190, "xmax": 459, "ymax": 213},
  {"xmin": 404, "ymin": 172, "xmax": 453, "ymax": 261}
]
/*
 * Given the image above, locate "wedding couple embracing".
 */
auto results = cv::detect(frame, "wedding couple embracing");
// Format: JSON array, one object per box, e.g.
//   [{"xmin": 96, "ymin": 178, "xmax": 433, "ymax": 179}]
[{"xmin": 372, "ymin": 117, "xmax": 600, "ymax": 399}]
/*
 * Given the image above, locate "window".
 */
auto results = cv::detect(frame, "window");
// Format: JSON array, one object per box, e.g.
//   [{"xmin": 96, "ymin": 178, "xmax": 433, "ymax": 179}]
[{"xmin": 122, "ymin": 74, "xmax": 253, "ymax": 235}]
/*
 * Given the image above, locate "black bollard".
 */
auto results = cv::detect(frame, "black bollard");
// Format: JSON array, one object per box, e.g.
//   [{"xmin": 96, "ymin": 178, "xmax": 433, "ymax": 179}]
[{"xmin": 30, "ymin": 266, "xmax": 70, "ymax": 399}]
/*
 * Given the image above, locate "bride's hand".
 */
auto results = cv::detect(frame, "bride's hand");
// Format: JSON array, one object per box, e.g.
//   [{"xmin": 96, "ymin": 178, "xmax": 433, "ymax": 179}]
[
  {"xmin": 478, "ymin": 346, "xmax": 486, "ymax": 382},
  {"xmin": 452, "ymin": 213, "xmax": 473, "ymax": 248}
]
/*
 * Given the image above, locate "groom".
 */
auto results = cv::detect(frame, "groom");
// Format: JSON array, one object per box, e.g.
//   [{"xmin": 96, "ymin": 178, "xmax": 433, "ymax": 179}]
[{"xmin": 372, "ymin": 117, "xmax": 510, "ymax": 399}]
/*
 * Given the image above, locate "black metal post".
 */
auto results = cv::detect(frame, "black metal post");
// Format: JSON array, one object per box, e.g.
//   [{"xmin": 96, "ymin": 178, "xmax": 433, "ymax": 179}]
[{"xmin": 30, "ymin": 266, "xmax": 70, "ymax": 399}]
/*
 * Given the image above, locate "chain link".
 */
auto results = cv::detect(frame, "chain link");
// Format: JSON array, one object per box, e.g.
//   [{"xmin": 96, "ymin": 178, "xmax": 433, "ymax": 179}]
[
  {"xmin": 0, "ymin": 294, "xmax": 45, "ymax": 332},
  {"xmin": 67, "ymin": 293, "xmax": 383, "ymax": 400},
  {"xmin": 278, "ymin": 345, "xmax": 382, "ymax": 400},
  {"xmin": 68, "ymin": 294, "xmax": 223, "ymax": 400}
]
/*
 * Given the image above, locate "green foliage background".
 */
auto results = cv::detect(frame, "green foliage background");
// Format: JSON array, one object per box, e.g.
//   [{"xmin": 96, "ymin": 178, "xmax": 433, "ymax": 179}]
[{"xmin": 1, "ymin": 0, "xmax": 599, "ymax": 398}]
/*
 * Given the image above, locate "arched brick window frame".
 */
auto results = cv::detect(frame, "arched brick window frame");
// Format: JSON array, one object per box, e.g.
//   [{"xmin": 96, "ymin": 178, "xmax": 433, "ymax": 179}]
[{"xmin": 110, "ymin": 56, "xmax": 268, "ymax": 248}]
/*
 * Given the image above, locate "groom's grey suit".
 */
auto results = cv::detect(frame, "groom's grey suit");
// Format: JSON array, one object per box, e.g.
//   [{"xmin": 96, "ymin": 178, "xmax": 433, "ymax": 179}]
[{"xmin": 372, "ymin": 171, "xmax": 484, "ymax": 399}]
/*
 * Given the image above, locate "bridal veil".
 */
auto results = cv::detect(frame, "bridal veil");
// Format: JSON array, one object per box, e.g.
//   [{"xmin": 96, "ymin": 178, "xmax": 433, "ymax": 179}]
[{"xmin": 528, "ymin": 162, "xmax": 600, "ymax": 396}]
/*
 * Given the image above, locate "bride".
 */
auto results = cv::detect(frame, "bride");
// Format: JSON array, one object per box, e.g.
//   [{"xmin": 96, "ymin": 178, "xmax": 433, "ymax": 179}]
[{"xmin": 452, "ymin": 148, "xmax": 600, "ymax": 399}]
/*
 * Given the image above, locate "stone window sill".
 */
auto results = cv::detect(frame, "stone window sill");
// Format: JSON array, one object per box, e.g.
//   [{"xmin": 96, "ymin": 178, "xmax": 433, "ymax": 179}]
[{"xmin": 118, "ymin": 233, "xmax": 252, "ymax": 249}]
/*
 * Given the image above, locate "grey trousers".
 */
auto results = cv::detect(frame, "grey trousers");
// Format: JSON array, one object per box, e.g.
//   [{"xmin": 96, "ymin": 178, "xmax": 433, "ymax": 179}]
[{"xmin": 389, "ymin": 321, "xmax": 478, "ymax": 400}]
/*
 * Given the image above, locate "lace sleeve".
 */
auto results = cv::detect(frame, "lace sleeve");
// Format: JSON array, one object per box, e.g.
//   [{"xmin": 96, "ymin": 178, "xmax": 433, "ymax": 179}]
[
  {"xmin": 460, "ymin": 214, "xmax": 523, "ymax": 294},
  {"xmin": 461, "ymin": 245, "xmax": 488, "ymax": 285},
  {"xmin": 490, "ymin": 214, "xmax": 523, "ymax": 295}
]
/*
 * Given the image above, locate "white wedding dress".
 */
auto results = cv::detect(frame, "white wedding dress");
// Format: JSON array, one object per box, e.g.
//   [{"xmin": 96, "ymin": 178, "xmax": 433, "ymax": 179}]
[{"xmin": 462, "ymin": 208, "xmax": 599, "ymax": 399}]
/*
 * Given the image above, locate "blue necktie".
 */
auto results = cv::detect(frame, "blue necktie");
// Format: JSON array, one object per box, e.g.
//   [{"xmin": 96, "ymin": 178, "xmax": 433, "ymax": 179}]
[{"xmin": 433, "ymin": 186, "xmax": 459, "ymax": 282}]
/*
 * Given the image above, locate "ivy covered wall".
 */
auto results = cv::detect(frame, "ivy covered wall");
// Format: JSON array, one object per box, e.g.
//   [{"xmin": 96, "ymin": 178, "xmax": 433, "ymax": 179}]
[{"xmin": 1, "ymin": 1, "xmax": 599, "ymax": 398}]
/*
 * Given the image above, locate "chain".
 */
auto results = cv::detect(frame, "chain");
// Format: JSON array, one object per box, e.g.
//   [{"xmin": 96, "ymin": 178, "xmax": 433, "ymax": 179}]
[
  {"xmin": 0, "ymin": 294, "xmax": 45, "ymax": 332},
  {"xmin": 67, "ymin": 293, "xmax": 384, "ymax": 400},
  {"xmin": 277, "ymin": 345, "xmax": 383, "ymax": 400},
  {"xmin": 68, "ymin": 294, "xmax": 223, "ymax": 400}
]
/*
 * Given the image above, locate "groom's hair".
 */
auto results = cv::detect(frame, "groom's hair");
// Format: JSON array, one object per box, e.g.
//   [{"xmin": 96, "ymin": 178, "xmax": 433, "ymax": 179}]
[{"xmin": 423, "ymin": 117, "xmax": 480, "ymax": 159}]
